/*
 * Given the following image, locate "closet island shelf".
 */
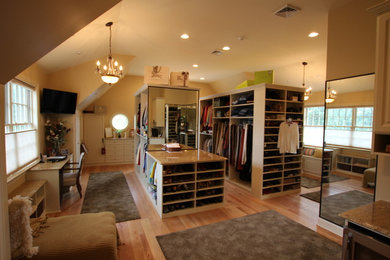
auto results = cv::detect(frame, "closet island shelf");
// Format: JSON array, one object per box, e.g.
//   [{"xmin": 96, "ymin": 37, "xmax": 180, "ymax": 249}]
[
  {"xmin": 199, "ymin": 83, "xmax": 305, "ymax": 199},
  {"xmin": 146, "ymin": 149, "xmax": 227, "ymax": 218}
]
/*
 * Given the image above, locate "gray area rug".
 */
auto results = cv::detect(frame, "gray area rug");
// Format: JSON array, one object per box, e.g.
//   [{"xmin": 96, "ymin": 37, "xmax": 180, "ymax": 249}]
[
  {"xmin": 321, "ymin": 190, "xmax": 373, "ymax": 226},
  {"xmin": 300, "ymin": 191, "xmax": 321, "ymax": 202},
  {"xmin": 157, "ymin": 210, "xmax": 341, "ymax": 260},
  {"xmin": 301, "ymin": 174, "xmax": 349, "ymax": 188},
  {"xmin": 81, "ymin": 171, "xmax": 140, "ymax": 222}
]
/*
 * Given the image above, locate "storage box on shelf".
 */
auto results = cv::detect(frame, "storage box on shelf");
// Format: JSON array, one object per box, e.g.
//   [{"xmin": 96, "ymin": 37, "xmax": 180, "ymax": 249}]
[
  {"xmin": 199, "ymin": 83, "xmax": 305, "ymax": 199},
  {"xmin": 8, "ymin": 180, "xmax": 46, "ymax": 218}
]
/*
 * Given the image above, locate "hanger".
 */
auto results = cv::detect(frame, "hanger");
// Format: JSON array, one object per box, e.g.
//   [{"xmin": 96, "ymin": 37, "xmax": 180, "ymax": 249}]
[{"xmin": 287, "ymin": 118, "xmax": 293, "ymax": 125}]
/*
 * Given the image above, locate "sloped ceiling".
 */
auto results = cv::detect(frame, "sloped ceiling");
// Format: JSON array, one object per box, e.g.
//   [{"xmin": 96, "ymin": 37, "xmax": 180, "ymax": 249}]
[
  {"xmin": 36, "ymin": 0, "xmax": 353, "ymax": 91},
  {"xmin": 0, "ymin": 0, "xmax": 121, "ymax": 85}
]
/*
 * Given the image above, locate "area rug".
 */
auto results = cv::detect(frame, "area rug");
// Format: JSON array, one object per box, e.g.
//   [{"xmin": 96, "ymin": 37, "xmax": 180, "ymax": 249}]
[
  {"xmin": 300, "ymin": 191, "xmax": 321, "ymax": 202},
  {"xmin": 81, "ymin": 171, "xmax": 140, "ymax": 222},
  {"xmin": 321, "ymin": 190, "xmax": 373, "ymax": 226},
  {"xmin": 301, "ymin": 174, "xmax": 349, "ymax": 188},
  {"xmin": 157, "ymin": 210, "xmax": 341, "ymax": 260}
]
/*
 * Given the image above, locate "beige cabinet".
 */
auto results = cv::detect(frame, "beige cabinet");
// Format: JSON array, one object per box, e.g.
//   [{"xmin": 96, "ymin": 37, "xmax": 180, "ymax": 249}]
[
  {"xmin": 371, "ymin": 4, "xmax": 390, "ymax": 155},
  {"xmin": 105, "ymin": 138, "xmax": 134, "ymax": 164},
  {"xmin": 83, "ymin": 114, "xmax": 105, "ymax": 164}
]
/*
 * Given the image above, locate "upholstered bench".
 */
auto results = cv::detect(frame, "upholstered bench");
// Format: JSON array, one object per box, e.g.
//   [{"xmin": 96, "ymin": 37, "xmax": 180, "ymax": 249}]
[
  {"xmin": 363, "ymin": 167, "xmax": 376, "ymax": 188},
  {"xmin": 30, "ymin": 212, "xmax": 118, "ymax": 260}
]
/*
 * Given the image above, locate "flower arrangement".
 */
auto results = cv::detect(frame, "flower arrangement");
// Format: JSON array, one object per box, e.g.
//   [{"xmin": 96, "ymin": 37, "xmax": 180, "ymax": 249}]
[{"xmin": 44, "ymin": 119, "xmax": 71, "ymax": 156}]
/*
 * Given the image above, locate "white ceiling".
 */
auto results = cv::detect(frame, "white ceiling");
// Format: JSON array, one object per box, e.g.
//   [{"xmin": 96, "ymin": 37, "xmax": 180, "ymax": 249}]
[{"xmin": 37, "ymin": 0, "xmax": 353, "ymax": 91}]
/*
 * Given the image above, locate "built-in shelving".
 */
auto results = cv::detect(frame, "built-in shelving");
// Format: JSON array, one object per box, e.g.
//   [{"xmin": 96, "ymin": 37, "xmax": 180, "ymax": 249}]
[{"xmin": 199, "ymin": 83, "xmax": 305, "ymax": 199}]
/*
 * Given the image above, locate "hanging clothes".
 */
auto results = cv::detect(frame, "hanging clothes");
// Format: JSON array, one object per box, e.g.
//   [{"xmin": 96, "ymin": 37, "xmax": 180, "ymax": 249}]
[
  {"xmin": 230, "ymin": 122, "xmax": 253, "ymax": 181},
  {"xmin": 277, "ymin": 121, "xmax": 299, "ymax": 154},
  {"xmin": 200, "ymin": 104, "xmax": 213, "ymax": 133}
]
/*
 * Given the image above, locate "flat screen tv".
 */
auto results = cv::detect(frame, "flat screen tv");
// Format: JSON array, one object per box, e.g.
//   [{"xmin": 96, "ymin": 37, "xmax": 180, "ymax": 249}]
[{"xmin": 40, "ymin": 88, "xmax": 77, "ymax": 114}]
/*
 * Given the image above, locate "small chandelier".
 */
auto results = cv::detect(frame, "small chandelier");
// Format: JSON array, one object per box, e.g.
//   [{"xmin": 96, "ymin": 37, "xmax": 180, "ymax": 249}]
[
  {"xmin": 96, "ymin": 22, "xmax": 123, "ymax": 85},
  {"xmin": 325, "ymin": 84, "xmax": 337, "ymax": 103},
  {"xmin": 302, "ymin": 62, "xmax": 312, "ymax": 101}
]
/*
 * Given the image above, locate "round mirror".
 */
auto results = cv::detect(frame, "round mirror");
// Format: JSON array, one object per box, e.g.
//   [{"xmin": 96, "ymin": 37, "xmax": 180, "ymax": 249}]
[{"xmin": 112, "ymin": 114, "xmax": 128, "ymax": 130}]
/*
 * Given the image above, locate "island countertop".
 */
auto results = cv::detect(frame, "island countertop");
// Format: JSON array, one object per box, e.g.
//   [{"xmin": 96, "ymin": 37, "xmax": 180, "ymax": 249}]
[
  {"xmin": 147, "ymin": 149, "xmax": 227, "ymax": 165},
  {"xmin": 340, "ymin": 200, "xmax": 390, "ymax": 238}
]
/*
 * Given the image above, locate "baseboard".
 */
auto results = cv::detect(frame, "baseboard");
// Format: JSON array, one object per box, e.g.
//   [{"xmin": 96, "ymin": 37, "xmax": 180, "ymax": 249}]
[{"xmin": 317, "ymin": 217, "xmax": 343, "ymax": 237}]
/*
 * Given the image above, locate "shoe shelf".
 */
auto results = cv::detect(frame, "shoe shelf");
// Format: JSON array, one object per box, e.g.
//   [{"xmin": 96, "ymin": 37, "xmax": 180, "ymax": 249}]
[
  {"xmin": 145, "ymin": 151, "xmax": 226, "ymax": 218},
  {"xmin": 261, "ymin": 87, "xmax": 304, "ymax": 199}
]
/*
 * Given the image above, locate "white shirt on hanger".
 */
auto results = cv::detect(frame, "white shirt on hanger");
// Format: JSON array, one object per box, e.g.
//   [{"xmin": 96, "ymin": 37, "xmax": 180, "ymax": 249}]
[{"xmin": 277, "ymin": 121, "xmax": 299, "ymax": 154}]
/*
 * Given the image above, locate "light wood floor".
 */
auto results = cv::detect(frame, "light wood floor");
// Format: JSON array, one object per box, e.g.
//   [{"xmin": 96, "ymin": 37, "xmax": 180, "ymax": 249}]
[{"xmin": 55, "ymin": 164, "xmax": 372, "ymax": 260}]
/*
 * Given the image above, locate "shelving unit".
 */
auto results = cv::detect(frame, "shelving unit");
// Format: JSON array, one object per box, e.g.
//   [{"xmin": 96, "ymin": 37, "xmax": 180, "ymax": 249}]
[
  {"xmin": 134, "ymin": 84, "xmax": 200, "ymax": 176},
  {"xmin": 8, "ymin": 180, "xmax": 46, "ymax": 218},
  {"xmin": 199, "ymin": 83, "xmax": 305, "ymax": 199},
  {"xmin": 335, "ymin": 154, "xmax": 375, "ymax": 175},
  {"xmin": 144, "ymin": 150, "xmax": 226, "ymax": 218},
  {"xmin": 320, "ymin": 149, "xmax": 333, "ymax": 183}
]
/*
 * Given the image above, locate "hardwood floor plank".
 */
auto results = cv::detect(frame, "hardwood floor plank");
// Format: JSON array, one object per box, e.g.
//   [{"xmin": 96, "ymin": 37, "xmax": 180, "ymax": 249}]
[{"xmin": 56, "ymin": 164, "xmax": 345, "ymax": 260}]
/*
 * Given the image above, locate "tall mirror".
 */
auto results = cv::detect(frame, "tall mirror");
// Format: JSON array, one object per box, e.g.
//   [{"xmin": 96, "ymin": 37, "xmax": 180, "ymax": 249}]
[
  {"xmin": 148, "ymin": 87, "xmax": 199, "ymax": 148},
  {"xmin": 320, "ymin": 73, "xmax": 376, "ymax": 226}
]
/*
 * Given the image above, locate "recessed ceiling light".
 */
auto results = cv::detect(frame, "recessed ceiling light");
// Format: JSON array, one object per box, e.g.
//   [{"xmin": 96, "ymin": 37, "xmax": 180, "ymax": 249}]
[
  {"xmin": 222, "ymin": 46, "xmax": 231, "ymax": 51},
  {"xmin": 308, "ymin": 32, "xmax": 319, "ymax": 38},
  {"xmin": 192, "ymin": 64, "xmax": 199, "ymax": 68},
  {"xmin": 180, "ymin": 33, "xmax": 190, "ymax": 39},
  {"xmin": 200, "ymin": 77, "xmax": 205, "ymax": 80}
]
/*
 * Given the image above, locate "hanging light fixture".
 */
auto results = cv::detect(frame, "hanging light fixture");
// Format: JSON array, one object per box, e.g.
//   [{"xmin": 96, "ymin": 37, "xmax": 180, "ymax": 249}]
[
  {"xmin": 325, "ymin": 84, "xmax": 337, "ymax": 103},
  {"xmin": 96, "ymin": 22, "xmax": 123, "ymax": 85},
  {"xmin": 302, "ymin": 61, "xmax": 312, "ymax": 101}
]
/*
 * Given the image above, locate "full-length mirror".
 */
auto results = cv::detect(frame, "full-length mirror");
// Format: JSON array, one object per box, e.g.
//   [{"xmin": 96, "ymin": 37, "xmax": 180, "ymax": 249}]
[
  {"xmin": 320, "ymin": 73, "xmax": 376, "ymax": 226},
  {"xmin": 148, "ymin": 87, "xmax": 199, "ymax": 148}
]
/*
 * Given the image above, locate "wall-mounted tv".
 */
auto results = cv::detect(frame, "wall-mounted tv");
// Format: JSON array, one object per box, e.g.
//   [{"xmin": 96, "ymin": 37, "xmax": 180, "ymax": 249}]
[{"xmin": 40, "ymin": 88, "xmax": 77, "ymax": 114}]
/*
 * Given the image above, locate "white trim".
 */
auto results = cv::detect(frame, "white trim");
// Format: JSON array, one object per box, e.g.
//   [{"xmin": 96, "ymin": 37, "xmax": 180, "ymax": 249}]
[
  {"xmin": 317, "ymin": 217, "xmax": 344, "ymax": 237},
  {"xmin": 0, "ymin": 83, "xmax": 11, "ymax": 260}
]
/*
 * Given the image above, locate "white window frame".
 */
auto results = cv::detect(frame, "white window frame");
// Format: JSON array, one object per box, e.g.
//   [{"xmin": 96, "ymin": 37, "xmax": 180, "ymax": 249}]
[{"xmin": 4, "ymin": 79, "xmax": 39, "ymax": 179}]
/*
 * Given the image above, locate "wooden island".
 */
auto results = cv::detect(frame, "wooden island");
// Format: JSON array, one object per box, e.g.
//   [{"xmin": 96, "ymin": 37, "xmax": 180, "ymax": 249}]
[{"xmin": 137, "ymin": 149, "xmax": 227, "ymax": 218}]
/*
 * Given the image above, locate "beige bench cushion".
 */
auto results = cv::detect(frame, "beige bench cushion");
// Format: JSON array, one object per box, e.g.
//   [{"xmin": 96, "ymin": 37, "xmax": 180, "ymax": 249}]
[{"xmin": 30, "ymin": 212, "xmax": 117, "ymax": 260}]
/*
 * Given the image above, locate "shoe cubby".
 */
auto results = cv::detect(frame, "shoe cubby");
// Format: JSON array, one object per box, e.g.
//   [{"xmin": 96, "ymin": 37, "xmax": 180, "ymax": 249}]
[
  {"xmin": 163, "ymin": 201, "xmax": 194, "ymax": 214},
  {"xmin": 163, "ymin": 183, "xmax": 195, "ymax": 194},
  {"xmin": 196, "ymin": 196, "xmax": 223, "ymax": 207},
  {"xmin": 145, "ymin": 155, "xmax": 226, "ymax": 218},
  {"xmin": 266, "ymin": 88, "xmax": 285, "ymax": 100},
  {"xmin": 286, "ymin": 91, "xmax": 304, "ymax": 102},
  {"xmin": 163, "ymin": 174, "xmax": 195, "ymax": 184},
  {"xmin": 265, "ymin": 100, "xmax": 285, "ymax": 112},
  {"xmin": 196, "ymin": 188, "xmax": 224, "ymax": 198},
  {"xmin": 213, "ymin": 95, "xmax": 230, "ymax": 107},
  {"xmin": 263, "ymin": 172, "xmax": 282, "ymax": 180}
]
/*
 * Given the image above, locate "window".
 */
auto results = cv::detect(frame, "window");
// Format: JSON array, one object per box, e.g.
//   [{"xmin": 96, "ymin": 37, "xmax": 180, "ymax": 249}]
[
  {"xmin": 303, "ymin": 106, "xmax": 324, "ymax": 147},
  {"xmin": 4, "ymin": 79, "xmax": 38, "ymax": 176},
  {"xmin": 325, "ymin": 107, "xmax": 373, "ymax": 149},
  {"xmin": 303, "ymin": 106, "xmax": 373, "ymax": 149}
]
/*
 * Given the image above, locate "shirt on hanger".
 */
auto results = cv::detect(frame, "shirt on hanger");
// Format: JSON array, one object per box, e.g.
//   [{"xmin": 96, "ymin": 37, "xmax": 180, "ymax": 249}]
[{"xmin": 277, "ymin": 121, "xmax": 299, "ymax": 154}]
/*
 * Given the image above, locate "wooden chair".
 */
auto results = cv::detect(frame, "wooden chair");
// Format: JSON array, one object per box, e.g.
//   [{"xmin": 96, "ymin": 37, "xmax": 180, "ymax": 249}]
[{"xmin": 62, "ymin": 152, "xmax": 85, "ymax": 199}]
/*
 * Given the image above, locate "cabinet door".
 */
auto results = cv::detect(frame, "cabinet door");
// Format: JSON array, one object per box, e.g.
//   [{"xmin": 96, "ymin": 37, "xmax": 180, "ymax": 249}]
[
  {"xmin": 83, "ymin": 114, "xmax": 105, "ymax": 164},
  {"xmin": 374, "ymin": 12, "xmax": 390, "ymax": 133}
]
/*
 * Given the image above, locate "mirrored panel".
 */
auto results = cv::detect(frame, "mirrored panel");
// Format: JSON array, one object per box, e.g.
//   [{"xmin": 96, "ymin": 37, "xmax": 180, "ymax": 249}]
[
  {"xmin": 148, "ymin": 87, "xmax": 199, "ymax": 149},
  {"xmin": 320, "ymin": 73, "xmax": 376, "ymax": 226}
]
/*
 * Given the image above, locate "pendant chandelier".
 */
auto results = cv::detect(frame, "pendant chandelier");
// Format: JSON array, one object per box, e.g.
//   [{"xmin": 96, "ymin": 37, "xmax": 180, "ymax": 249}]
[
  {"xmin": 302, "ymin": 62, "xmax": 312, "ymax": 101},
  {"xmin": 96, "ymin": 22, "xmax": 123, "ymax": 85},
  {"xmin": 325, "ymin": 84, "xmax": 337, "ymax": 103}
]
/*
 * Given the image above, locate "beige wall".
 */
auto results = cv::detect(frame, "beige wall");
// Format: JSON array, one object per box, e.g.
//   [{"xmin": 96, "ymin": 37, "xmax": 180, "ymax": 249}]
[
  {"xmin": 326, "ymin": 0, "xmax": 389, "ymax": 201},
  {"xmin": 89, "ymin": 75, "xmax": 215, "ymax": 132},
  {"xmin": 305, "ymin": 90, "xmax": 374, "ymax": 107},
  {"xmin": 46, "ymin": 54, "xmax": 134, "ymax": 104},
  {"xmin": 326, "ymin": 0, "xmax": 380, "ymax": 80}
]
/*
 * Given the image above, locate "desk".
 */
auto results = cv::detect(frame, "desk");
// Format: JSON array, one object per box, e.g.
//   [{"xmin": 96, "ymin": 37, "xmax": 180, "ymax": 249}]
[{"xmin": 27, "ymin": 157, "xmax": 70, "ymax": 213}]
